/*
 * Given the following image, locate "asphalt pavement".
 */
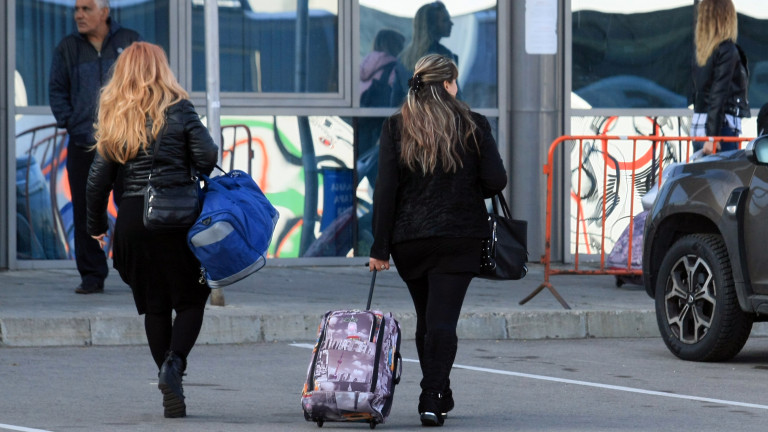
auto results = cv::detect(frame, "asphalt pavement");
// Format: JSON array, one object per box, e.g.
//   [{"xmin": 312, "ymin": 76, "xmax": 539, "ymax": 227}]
[{"xmin": 0, "ymin": 260, "xmax": 684, "ymax": 348}]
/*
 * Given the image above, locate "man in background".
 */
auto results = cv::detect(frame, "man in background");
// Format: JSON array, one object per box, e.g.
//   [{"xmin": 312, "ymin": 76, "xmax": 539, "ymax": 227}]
[{"xmin": 49, "ymin": 0, "xmax": 141, "ymax": 294}]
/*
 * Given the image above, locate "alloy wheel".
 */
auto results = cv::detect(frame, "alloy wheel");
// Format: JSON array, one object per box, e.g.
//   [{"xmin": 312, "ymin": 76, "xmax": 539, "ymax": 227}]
[{"xmin": 663, "ymin": 254, "xmax": 716, "ymax": 344}]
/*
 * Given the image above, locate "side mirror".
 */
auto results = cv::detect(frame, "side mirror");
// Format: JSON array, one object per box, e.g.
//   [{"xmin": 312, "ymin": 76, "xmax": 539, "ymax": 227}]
[{"xmin": 745, "ymin": 136, "xmax": 768, "ymax": 164}]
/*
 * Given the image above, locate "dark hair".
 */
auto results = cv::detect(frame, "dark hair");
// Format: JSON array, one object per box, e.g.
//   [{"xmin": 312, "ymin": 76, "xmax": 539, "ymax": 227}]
[
  {"xmin": 373, "ymin": 29, "xmax": 405, "ymax": 57},
  {"xmin": 400, "ymin": 2, "xmax": 450, "ymax": 71},
  {"xmin": 399, "ymin": 54, "xmax": 477, "ymax": 175}
]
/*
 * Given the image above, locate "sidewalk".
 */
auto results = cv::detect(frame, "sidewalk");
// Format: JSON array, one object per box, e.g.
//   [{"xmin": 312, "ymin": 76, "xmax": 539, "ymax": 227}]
[{"xmin": 0, "ymin": 262, "xmax": 659, "ymax": 347}]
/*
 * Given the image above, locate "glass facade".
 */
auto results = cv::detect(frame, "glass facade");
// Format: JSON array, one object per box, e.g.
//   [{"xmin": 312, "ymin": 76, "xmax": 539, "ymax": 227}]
[
  {"xmin": 571, "ymin": 1, "xmax": 768, "ymax": 110},
  {"xmin": 15, "ymin": 0, "xmax": 170, "ymax": 107},
  {"xmin": 12, "ymin": 0, "xmax": 499, "ymax": 262},
  {"xmin": 191, "ymin": 1, "xmax": 340, "ymax": 93},
  {"xmin": 568, "ymin": 1, "xmax": 768, "ymax": 263},
  {"xmin": 218, "ymin": 115, "xmax": 354, "ymax": 258},
  {"xmin": 359, "ymin": 1, "xmax": 498, "ymax": 108}
]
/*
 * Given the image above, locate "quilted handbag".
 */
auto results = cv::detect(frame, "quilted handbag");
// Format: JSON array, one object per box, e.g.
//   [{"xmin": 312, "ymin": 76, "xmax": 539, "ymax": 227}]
[
  {"xmin": 479, "ymin": 192, "xmax": 528, "ymax": 280},
  {"xmin": 142, "ymin": 127, "xmax": 201, "ymax": 231}
]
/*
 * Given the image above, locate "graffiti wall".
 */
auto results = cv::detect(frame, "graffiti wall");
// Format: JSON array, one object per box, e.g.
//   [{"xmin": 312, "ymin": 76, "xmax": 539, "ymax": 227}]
[
  {"xmin": 14, "ymin": 114, "xmax": 363, "ymax": 261},
  {"xmin": 567, "ymin": 115, "xmax": 757, "ymax": 260}
]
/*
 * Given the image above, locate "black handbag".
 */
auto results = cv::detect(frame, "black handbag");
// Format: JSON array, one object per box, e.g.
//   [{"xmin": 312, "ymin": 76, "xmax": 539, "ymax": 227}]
[
  {"xmin": 479, "ymin": 193, "xmax": 528, "ymax": 280},
  {"xmin": 143, "ymin": 127, "xmax": 201, "ymax": 231}
]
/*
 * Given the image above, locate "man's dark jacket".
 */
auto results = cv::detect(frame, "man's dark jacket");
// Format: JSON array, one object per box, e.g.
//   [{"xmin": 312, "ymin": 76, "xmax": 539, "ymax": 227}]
[{"xmin": 49, "ymin": 18, "xmax": 140, "ymax": 146}]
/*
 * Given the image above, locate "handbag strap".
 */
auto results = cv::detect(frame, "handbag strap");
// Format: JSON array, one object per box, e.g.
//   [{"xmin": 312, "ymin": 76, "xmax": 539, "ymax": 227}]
[
  {"xmin": 491, "ymin": 192, "xmax": 512, "ymax": 219},
  {"xmin": 147, "ymin": 123, "xmax": 197, "ymax": 185},
  {"xmin": 147, "ymin": 124, "xmax": 167, "ymax": 185}
]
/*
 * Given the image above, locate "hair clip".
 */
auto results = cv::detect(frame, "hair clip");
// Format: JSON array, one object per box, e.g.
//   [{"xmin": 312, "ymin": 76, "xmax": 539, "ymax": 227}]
[{"xmin": 408, "ymin": 73, "xmax": 424, "ymax": 93}]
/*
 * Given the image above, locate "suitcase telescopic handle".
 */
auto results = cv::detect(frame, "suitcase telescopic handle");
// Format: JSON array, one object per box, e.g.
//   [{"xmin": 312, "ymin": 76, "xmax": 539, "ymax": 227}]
[{"xmin": 367, "ymin": 268, "xmax": 377, "ymax": 310}]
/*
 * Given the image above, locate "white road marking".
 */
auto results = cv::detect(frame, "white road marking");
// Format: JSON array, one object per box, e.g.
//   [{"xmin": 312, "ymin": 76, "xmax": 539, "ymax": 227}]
[
  {"xmin": 290, "ymin": 343, "xmax": 768, "ymax": 410},
  {"xmin": 0, "ymin": 424, "xmax": 54, "ymax": 432}
]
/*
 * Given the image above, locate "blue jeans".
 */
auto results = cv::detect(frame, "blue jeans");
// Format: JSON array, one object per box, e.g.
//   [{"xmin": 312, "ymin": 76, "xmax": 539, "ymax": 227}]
[{"xmin": 692, "ymin": 123, "xmax": 739, "ymax": 152}]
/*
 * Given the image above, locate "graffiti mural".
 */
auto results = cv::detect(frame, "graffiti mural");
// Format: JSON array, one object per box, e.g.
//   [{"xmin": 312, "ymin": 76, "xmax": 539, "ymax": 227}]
[
  {"xmin": 568, "ymin": 116, "xmax": 695, "ymax": 258},
  {"xmin": 14, "ymin": 114, "xmax": 361, "ymax": 260}
]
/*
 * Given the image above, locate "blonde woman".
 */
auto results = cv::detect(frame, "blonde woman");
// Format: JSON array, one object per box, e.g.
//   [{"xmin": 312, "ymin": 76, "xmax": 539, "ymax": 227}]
[
  {"xmin": 86, "ymin": 42, "xmax": 217, "ymax": 418},
  {"xmin": 692, "ymin": 0, "xmax": 750, "ymax": 154},
  {"xmin": 369, "ymin": 54, "xmax": 506, "ymax": 426}
]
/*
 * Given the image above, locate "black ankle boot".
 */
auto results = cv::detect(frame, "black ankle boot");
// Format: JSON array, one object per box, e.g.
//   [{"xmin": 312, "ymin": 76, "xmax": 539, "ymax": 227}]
[
  {"xmin": 418, "ymin": 391, "xmax": 445, "ymax": 426},
  {"xmin": 158, "ymin": 351, "xmax": 186, "ymax": 418}
]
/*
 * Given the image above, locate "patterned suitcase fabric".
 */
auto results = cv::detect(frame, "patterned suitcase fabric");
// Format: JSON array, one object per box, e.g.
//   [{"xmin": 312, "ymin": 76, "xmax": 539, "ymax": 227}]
[{"xmin": 302, "ymin": 309, "xmax": 402, "ymax": 428}]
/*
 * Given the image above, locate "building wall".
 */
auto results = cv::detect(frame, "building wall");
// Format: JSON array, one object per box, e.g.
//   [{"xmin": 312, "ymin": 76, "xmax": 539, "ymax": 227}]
[
  {"xmin": 4, "ymin": 0, "xmax": 507, "ymax": 269},
  {"xmin": 6, "ymin": 1, "xmax": 766, "ymax": 270}
]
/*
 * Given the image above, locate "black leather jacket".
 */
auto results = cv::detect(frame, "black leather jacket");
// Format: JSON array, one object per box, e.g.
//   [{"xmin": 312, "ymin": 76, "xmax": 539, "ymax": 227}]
[
  {"xmin": 370, "ymin": 111, "xmax": 508, "ymax": 261},
  {"xmin": 86, "ymin": 99, "xmax": 218, "ymax": 236},
  {"xmin": 693, "ymin": 40, "xmax": 750, "ymax": 136}
]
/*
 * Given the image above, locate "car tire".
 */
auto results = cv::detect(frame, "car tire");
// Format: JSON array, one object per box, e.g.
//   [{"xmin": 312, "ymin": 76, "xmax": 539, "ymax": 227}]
[{"xmin": 655, "ymin": 233, "xmax": 752, "ymax": 361}]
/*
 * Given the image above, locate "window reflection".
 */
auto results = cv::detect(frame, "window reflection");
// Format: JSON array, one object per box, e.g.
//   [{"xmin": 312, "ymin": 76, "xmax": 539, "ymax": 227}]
[
  {"xmin": 572, "ymin": 2, "xmax": 693, "ymax": 109},
  {"xmin": 191, "ymin": 1, "xmax": 339, "ymax": 93},
  {"xmin": 15, "ymin": 117, "xmax": 71, "ymax": 260},
  {"xmin": 572, "ymin": 1, "xmax": 768, "ymax": 109},
  {"xmin": 15, "ymin": 0, "xmax": 169, "ymax": 107},
  {"xmin": 360, "ymin": 1, "xmax": 497, "ymax": 108},
  {"xmin": 360, "ymin": 31, "xmax": 405, "ymax": 107}
]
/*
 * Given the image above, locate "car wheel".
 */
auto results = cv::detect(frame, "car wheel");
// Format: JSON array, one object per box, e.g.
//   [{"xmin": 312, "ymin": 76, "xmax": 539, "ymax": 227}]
[{"xmin": 655, "ymin": 234, "xmax": 752, "ymax": 361}]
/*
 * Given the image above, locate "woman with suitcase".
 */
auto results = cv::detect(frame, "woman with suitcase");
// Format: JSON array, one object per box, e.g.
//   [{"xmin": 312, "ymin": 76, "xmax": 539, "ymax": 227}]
[{"xmin": 369, "ymin": 54, "xmax": 507, "ymax": 426}]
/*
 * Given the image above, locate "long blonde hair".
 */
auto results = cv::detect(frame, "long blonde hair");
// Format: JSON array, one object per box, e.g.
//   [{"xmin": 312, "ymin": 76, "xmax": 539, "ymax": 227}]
[
  {"xmin": 94, "ymin": 41, "xmax": 188, "ymax": 163},
  {"xmin": 400, "ymin": 54, "xmax": 477, "ymax": 175},
  {"xmin": 695, "ymin": 0, "xmax": 738, "ymax": 66},
  {"xmin": 400, "ymin": 2, "xmax": 448, "ymax": 72}
]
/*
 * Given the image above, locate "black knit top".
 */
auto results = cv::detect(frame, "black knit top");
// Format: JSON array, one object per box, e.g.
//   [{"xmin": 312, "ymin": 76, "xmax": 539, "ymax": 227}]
[{"xmin": 370, "ymin": 111, "xmax": 508, "ymax": 261}]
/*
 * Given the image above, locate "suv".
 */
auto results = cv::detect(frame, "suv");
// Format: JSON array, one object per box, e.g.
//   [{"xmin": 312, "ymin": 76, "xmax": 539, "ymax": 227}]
[{"xmin": 643, "ymin": 136, "xmax": 768, "ymax": 362}]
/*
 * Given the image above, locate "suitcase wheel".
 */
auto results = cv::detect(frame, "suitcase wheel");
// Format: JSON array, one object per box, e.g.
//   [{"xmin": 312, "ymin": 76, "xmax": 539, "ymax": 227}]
[
  {"xmin": 314, "ymin": 418, "xmax": 324, "ymax": 428},
  {"xmin": 369, "ymin": 419, "xmax": 377, "ymax": 429}
]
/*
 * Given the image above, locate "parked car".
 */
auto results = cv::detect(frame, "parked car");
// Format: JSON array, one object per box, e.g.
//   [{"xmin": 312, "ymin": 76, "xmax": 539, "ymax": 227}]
[{"xmin": 643, "ymin": 136, "xmax": 768, "ymax": 361}]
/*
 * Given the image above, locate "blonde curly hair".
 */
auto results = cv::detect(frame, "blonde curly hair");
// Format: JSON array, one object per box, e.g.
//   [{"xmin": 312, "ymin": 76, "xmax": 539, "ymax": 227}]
[{"xmin": 93, "ymin": 42, "xmax": 188, "ymax": 163}]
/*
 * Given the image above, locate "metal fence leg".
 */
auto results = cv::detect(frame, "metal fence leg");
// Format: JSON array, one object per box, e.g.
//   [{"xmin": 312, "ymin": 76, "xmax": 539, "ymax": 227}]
[{"xmin": 519, "ymin": 282, "xmax": 571, "ymax": 309}]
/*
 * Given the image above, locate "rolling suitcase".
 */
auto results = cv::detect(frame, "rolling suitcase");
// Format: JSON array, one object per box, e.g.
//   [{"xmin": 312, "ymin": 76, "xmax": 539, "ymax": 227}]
[{"xmin": 301, "ymin": 270, "xmax": 402, "ymax": 429}]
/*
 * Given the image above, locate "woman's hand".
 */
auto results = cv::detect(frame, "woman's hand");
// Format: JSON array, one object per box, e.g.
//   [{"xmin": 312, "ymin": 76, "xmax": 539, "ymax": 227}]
[
  {"xmin": 91, "ymin": 233, "xmax": 107, "ymax": 249},
  {"xmin": 369, "ymin": 258, "xmax": 391, "ymax": 272},
  {"xmin": 703, "ymin": 141, "xmax": 720, "ymax": 155}
]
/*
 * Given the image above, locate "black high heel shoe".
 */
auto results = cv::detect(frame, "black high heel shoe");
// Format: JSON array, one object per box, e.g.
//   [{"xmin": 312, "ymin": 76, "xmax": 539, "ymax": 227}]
[{"xmin": 418, "ymin": 391, "xmax": 445, "ymax": 426}]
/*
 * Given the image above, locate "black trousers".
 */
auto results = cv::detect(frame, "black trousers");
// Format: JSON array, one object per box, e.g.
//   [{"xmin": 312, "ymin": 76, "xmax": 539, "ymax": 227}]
[
  {"xmin": 67, "ymin": 141, "xmax": 108, "ymax": 287},
  {"xmin": 404, "ymin": 272, "xmax": 472, "ymax": 393}
]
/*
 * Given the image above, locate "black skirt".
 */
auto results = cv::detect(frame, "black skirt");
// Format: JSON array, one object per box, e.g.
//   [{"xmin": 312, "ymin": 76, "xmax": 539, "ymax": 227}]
[
  {"xmin": 390, "ymin": 237, "xmax": 481, "ymax": 282},
  {"xmin": 112, "ymin": 196, "xmax": 210, "ymax": 315}
]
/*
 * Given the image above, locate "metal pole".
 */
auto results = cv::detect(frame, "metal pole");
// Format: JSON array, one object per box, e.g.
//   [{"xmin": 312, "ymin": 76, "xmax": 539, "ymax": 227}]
[
  {"xmin": 295, "ymin": 0, "xmax": 308, "ymax": 92},
  {"xmin": 204, "ymin": 0, "xmax": 224, "ymax": 305},
  {"xmin": 204, "ymin": 0, "xmax": 221, "ymax": 150},
  {"xmin": 509, "ymin": 0, "xmax": 563, "ymax": 264},
  {"xmin": 1, "ymin": 1, "xmax": 10, "ymax": 270},
  {"xmin": 294, "ymin": 0, "xmax": 317, "ymax": 256}
]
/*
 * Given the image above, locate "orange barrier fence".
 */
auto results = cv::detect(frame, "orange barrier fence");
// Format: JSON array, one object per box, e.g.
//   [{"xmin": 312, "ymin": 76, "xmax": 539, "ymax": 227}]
[{"xmin": 520, "ymin": 135, "xmax": 753, "ymax": 310}]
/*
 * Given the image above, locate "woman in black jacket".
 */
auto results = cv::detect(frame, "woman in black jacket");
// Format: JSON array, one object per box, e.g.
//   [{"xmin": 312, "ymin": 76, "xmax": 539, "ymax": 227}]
[
  {"xmin": 369, "ymin": 54, "xmax": 507, "ymax": 426},
  {"xmin": 692, "ymin": 0, "xmax": 750, "ymax": 154},
  {"xmin": 86, "ymin": 42, "xmax": 218, "ymax": 419}
]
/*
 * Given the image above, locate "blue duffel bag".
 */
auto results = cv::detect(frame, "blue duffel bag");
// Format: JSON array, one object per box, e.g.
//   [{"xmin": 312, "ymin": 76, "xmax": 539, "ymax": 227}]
[{"xmin": 187, "ymin": 168, "xmax": 279, "ymax": 288}]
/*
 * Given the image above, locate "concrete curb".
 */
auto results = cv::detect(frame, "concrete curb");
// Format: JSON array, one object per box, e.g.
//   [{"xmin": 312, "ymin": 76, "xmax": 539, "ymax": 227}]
[{"xmin": 0, "ymin": 309, "xmax": 662, "ymax": 347}]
